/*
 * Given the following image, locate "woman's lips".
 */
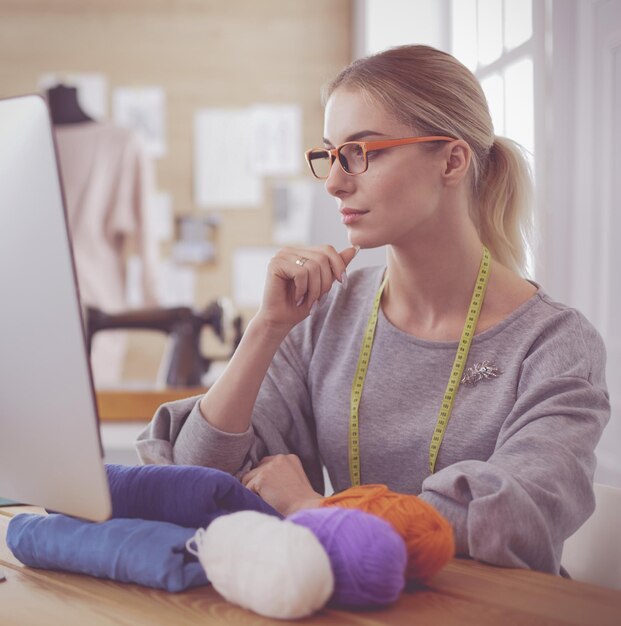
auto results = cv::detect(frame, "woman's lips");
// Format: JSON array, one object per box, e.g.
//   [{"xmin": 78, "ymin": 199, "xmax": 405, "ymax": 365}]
[{"xmin": 340, "ymin": 208, "xmax": 368, "ymax": 225}]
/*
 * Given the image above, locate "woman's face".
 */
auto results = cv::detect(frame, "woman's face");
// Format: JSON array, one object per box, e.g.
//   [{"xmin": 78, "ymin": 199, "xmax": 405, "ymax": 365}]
[{"xmin": 322, "ymin": 88, "xmax": 451, "ymax": 250}]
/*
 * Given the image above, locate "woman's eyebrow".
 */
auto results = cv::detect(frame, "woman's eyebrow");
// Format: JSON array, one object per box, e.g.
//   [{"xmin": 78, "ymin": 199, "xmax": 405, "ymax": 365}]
[{"xmin": 322, "ymin": 130, "xmax": 389, "ymax": 146}]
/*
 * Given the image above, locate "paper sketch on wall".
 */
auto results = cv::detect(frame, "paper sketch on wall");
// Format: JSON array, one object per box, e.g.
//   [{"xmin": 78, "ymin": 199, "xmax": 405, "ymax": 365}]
[
  {"xmin": 193, "ymin": 104, "xmax": 302, "ymax": 209},
  {"xmin": 232, "ymin": 247, "xmax": 279, "ymax": 308},
  {"xmin": 249, "ymin": 104, "xmax": 302, "ymax": 176},
  {"xmin": 272, "ymin": 180, "xmax": 314, "ymax": 245},
  {"xmin": 113, "ymin": 87, "xmax": 167, "ymax": 158},
  {"xmin": 194, "ymin": 108, "xmax": 262, "ymax": 209}
]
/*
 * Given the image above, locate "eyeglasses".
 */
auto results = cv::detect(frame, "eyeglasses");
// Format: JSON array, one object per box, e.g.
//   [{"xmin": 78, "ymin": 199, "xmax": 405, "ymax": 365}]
[{"xmin": 304, "ymin": 136, "xmax": 455, "ymax": 179}]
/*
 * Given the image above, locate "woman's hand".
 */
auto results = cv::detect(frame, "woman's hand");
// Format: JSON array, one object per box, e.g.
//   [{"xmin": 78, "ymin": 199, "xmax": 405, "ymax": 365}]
[
  {"xmin": 241, "ymin": 454, "xmax": 324, "ymax": 516},
  {"xmin": 256, "ymin": 244, "xmax": 358, "ymax": 332}
]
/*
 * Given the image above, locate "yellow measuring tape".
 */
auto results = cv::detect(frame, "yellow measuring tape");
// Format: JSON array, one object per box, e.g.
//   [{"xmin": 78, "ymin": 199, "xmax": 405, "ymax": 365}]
[{"xmin": 348, "ymin": 246, "xmax": 491, "ymax": 486}]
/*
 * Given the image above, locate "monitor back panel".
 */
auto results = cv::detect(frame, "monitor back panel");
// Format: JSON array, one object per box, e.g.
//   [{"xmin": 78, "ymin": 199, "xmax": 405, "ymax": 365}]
[{"xmin": 0, "ymin": 95, "xmax": 111, "ymax": 521}]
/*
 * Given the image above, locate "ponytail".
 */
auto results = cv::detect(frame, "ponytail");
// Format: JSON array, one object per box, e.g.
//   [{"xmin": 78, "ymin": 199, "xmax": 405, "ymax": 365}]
[{"xmin": 473, "ymin": 137, "xmax": 533, "ymax": 275}]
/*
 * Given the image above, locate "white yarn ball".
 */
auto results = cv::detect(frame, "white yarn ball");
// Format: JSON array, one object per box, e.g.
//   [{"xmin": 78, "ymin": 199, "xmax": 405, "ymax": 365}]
[{"xmin": 190, "ymin": 511, "xmax": 334, "ymax": 620}]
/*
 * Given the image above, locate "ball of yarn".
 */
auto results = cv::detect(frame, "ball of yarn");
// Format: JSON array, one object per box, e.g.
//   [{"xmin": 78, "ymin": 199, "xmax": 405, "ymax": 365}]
[
  {"xmin": 189, "ymin": 510, "xmax": 333, "ymax": 619},
  {"xmin": 288, "ymin": 507, "xmax": 407, "ymax": 607},
  {"xmin": 322, "ymin": 485, "xmax": 454, "ymax": 583}
]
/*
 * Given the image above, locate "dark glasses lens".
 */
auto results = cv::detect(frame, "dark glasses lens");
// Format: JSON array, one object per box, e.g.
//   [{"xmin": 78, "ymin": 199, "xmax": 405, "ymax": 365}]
[
  {"xmin": 338, "ymin": 143, "xmax": 367, "ymax": 175},
  {"xmin": 307, "ymin": 150, "xmax": 332, "ymax": 178}
]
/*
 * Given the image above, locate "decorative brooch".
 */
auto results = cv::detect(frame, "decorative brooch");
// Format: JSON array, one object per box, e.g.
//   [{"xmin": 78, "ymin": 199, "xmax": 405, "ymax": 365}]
[{"xmin": 461, "ymin": 361, "xmax": 503, "ymax": 386}]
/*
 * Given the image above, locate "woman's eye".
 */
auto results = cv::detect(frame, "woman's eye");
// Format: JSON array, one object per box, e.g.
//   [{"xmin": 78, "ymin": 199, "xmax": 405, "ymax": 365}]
[{"xmin": 347, "ymin": 145, "xmax": 363, "ymax": 159}]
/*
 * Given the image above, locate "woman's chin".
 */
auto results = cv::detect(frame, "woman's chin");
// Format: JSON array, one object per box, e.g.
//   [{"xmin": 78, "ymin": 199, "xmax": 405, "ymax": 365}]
[
  {"xmin": 347, "ymin": 234, "xmax": 381, "ymax": 250},
  {"xmin": 347, "ymin": 232, "xmax": 368, "ymax": 249}
]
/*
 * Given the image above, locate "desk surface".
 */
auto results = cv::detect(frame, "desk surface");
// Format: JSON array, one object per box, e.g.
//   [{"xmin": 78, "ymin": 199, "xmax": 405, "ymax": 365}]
[
  {"xmin": 96, "ymin": 388, "xmax": 206, "ymax": 422},
  {"xmin": 1, "ymin": 508, "xmax": 620, "ymax": 626}
]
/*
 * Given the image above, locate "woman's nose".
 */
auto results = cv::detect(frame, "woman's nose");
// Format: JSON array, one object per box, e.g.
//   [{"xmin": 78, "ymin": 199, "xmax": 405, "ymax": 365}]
[{"xmin": 324, "ymin": 160, "xmax": 354, "ymax": 198}]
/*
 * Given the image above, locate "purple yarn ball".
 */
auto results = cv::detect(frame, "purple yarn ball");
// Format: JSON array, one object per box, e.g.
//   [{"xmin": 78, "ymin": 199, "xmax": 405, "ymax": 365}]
[{"xmin": 288, "ymin": 507, "xmax": 406, "ymax": 607}]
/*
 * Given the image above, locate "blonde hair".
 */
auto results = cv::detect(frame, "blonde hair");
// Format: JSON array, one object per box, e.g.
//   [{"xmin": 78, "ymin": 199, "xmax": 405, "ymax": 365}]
[{"xmin": 323, "ymin": 45, "xmax": 533, "ymax": 275}]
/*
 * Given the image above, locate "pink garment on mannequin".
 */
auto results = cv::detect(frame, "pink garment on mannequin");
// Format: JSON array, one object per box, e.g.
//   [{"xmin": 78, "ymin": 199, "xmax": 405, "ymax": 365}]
[{"xmin": 55, "ymin": 122, "xmax": 158, "ymax": 386}]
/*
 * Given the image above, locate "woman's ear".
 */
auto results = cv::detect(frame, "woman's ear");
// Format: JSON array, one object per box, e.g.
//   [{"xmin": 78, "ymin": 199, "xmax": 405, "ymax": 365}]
[{"xmin": 442, "ymin": 140, "xmax": 471, "ymax": 186}]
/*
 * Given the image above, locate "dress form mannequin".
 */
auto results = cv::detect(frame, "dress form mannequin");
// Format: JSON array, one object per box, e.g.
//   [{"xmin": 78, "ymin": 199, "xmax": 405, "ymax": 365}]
[{"xmin": 46, "ymin": 84, "xmax": 93, "ymax": 125}]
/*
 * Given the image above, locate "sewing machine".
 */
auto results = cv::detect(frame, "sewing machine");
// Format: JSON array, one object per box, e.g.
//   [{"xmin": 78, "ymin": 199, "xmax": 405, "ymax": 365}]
[{"xmin": 84, "ymin": 300, "xmax": 242, "ymax": 388}]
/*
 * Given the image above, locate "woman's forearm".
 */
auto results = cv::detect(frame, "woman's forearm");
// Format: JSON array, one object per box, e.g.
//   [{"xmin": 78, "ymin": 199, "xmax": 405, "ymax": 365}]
[
  {"xmin": 199, "ymin": 245, "xmax": 356, "ymax": 435},
  {"xmin": 198, "ymin": 315, "xmax": 291, "ymax": 433}
]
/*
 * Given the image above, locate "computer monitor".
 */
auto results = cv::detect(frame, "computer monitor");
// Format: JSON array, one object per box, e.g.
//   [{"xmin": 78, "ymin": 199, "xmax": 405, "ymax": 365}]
[{"xmin": 0, "ymin": 94, "xmax": 111, "ymax": 521}]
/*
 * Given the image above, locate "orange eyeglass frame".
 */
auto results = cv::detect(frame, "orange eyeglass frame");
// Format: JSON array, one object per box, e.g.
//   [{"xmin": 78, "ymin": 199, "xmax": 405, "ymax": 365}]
[{"xmin": 305, "ymin": 135, "xmax": 455, "ymax": 178}]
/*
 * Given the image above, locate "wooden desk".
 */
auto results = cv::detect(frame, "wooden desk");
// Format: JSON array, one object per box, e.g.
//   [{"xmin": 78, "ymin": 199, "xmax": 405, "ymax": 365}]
[
  {"xmin": 96, "ymin": 389, "xmax": 206, "ymax": 422},
  {"xmin": 1, "ymin": 508, "xmax": 620, "ymax": 625}
]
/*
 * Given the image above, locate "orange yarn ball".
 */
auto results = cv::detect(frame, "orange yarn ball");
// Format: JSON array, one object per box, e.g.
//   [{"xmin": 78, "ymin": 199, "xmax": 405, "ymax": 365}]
[{"xmin": 321, "ymin": 485, "xmax": 454, "ymax": 583}]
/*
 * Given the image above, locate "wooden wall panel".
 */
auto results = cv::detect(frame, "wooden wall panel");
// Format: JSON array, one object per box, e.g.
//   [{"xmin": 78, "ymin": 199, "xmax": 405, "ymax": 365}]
[{"xmin": 0, "ymin": 0, "xmax": 352, "ymax": 383}]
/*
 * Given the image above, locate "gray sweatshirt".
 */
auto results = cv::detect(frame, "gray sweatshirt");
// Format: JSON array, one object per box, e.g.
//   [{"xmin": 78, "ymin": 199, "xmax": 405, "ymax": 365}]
[{"xmin": 136, "ymin": 266, "xmax": 610, "ymax": 575}]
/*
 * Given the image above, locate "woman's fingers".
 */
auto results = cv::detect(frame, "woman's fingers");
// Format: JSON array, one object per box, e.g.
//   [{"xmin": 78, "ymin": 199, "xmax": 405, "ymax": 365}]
[
  {"xmin": 260, "ymin": 245, "xmax": 358, "ymax": 326},
  {"xmin": 339, "ymin": 245, "xmax": 359, "ymax": 270},
  {"xmin": 290, "ymin": 261, "xmax": 309, "ymax": 305},
  {"xmin": 302, "ymin": 257, "xmax": 322, "ymax": 306},
  {"xmin": 240, "ymin": 455, "xmax": 323, "ymax": 515},
  {"xmin": 287, "ymin": 244, "xmax": 357, "ymax": 307}
]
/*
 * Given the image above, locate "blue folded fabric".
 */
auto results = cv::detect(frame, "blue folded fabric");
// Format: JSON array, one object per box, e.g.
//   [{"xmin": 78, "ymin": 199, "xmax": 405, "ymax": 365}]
[
  {"xmin": 7, "ymin": 464, "xmax": 279, "ymax": 591},
  {"xmin": 106, "ymin": 463, "xmax": 281, "ymax": 526},
  {"xmin": 7, "ymin": 513, "xmax": 207, "ymax": 592}
]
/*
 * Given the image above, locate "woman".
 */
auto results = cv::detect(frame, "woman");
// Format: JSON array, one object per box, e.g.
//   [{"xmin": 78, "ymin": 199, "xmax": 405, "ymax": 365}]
[{"xmin": 137, "ymin": 45, "xmax": 609, "ymax": 574}]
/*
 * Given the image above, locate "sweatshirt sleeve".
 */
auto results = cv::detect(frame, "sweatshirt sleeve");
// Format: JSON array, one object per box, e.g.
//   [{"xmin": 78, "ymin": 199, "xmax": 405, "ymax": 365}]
[
  {"xmin": 419, "ymin": 311, "xmax": 610, "ymax": 573},
  {"xmin": 135, "ymin": 323, "xmax": 325, "ymax": 493}
]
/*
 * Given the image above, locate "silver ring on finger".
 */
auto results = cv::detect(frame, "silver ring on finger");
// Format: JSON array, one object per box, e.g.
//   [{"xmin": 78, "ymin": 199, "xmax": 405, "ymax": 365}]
[{"xmin": 295, "ymin": 257, "xmax": 309, "ymax": 267}]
